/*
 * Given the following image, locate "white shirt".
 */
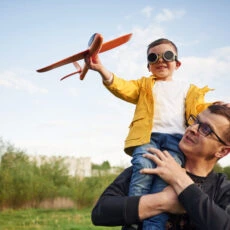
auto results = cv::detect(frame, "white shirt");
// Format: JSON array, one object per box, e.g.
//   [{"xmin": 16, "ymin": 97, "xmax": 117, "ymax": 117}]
[{"xmin": 152, "ymin": 80, "xmax": 190, "ymax": 134}]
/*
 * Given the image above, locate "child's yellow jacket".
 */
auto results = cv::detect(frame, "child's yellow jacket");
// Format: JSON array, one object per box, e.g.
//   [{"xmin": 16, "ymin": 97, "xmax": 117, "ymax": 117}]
[{"xmin": 105, "ymin": 74, "xmax": 213, "ymax": 155}]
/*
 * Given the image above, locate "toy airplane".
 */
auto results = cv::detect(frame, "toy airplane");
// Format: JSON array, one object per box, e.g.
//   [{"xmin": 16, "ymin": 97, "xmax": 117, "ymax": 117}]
[{"xmin": 37, "ymin": 33, "xmax": 132, "ymax": 81}]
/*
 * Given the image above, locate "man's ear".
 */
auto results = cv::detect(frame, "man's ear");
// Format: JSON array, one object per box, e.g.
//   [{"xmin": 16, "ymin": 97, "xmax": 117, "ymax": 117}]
[{"xmin": 216, "ymin": 146, "xmax": 230, "ymax": 159}]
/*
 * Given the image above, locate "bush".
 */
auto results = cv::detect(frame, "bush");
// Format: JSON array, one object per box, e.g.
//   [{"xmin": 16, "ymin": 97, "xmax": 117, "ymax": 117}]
[
  {"xmin": 0, "ymin": 139, "xmax": 123, "ymax": 210},
  {"xmin": 73, "ymin": 174, "xmax": 117, "ymax": 208}
]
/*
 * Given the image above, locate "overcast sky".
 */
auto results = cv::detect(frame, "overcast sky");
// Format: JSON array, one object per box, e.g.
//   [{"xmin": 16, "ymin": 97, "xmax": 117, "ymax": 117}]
[{"xmin": 1, "ymin": 0, "xmax": 230, "ymax": 167}]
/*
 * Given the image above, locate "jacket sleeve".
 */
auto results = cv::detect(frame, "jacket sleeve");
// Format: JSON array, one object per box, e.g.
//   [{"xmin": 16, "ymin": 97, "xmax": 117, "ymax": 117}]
[
  {"xmin": 104, "ymin": 74, "xmax": 145, "ymax": 104},
  {"xmin": 178, "ymin": 183, "xmax": 230, "ymax": 229},
  {"xmin": 185, "ymin": 84, "xmax": 213, "ymax": 122},
  {"xmin": 91, "ymin": 167, "xmax": 141, "ymax": 226}
]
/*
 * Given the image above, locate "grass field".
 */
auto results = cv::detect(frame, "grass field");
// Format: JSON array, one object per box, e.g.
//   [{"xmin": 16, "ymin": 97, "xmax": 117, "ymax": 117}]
[{"xmin": 0, "ymin": 208, "xmax": 121, "ymax": 230}]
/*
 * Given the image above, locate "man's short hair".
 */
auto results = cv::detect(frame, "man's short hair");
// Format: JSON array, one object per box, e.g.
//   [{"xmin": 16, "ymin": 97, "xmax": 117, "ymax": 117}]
[{"xmin": 208, "ymin": 104, "xmax": 230, "ymax": 144}]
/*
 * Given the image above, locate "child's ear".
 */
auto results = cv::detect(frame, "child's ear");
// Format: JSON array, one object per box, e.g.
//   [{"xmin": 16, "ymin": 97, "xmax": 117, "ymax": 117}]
[
  {"xmin": 176, "ymin": 60, "xmax": 181, "ymax": 69},
  {"xmin": 147, "ymin": 63, "xmax": 150, "ymax": 71}
]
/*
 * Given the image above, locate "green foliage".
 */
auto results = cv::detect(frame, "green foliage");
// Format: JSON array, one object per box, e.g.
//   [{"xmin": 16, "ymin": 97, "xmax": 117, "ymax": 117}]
[
  {"xmin": 92, "ymin": 160, "xmax": 111, "ymax": 170},
  {"xmin": 0, "ymin": 139, "xmax": 122, "ymax": 210},
  {"xmin": 0, "ymin": 208, "xmax": 121, "ymax": 230},
  {"xmin": 223, "ymin": 166, "xmax": 230, "ymax": 179},
  {"xmin": 0, "ymin": 147, "xmax": 35, "ymax": 208},
  {"xmin": 214, "ymin": 163, "xmax": 223, "ymax": 173},
  {"xmin": 73, "ymin": 174, "xmax": 117, "ymax": 208},
  {"xmin": 214, "ymin": 163, "xmax": 230, "ymax": 179}
]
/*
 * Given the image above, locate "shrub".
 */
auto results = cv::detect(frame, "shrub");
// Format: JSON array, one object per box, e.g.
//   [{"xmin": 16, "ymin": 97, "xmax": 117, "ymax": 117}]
[{"xmin": 0, "ymin": 139, "xmax": 123, "ymax": 210}]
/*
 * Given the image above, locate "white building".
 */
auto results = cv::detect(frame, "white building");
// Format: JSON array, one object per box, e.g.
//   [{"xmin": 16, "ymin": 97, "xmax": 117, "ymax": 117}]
[
  {"xmin": 63, "ymin": 156, "xmax": 91, "ymax": 178},
  {"xmin": 30, "ymin": 155, "xmax": 92, "ymax": 178}
]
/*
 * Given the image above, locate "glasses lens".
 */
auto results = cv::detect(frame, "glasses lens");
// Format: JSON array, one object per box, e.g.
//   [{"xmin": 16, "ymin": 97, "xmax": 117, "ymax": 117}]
[
  {"xmin": 148, "ymin": 53, "xmax": 158, "ymax": 63},
  {"xmin": 163, "ymin": 51, "xmax": 175, "ymax": 61},
  {"xmin": 199, "ymin": 123, "xmax": 212, "ymax": 136},
  {"xmin": 88, "ymin": 33, "xmax": 96, "ymax": 47}
]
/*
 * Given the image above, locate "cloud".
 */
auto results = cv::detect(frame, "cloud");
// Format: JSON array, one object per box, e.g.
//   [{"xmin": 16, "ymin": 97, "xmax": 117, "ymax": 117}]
[
  {"xmin": 155, "ymin": 8, "xmax": 186, "ymax": 22},
  {"xmin": 0, "ymin": 70, "xmax": 48, "ymax": 94},
  {"xmin": 38, "ymin": 120, "xmax": 73, "ymax": 128},
  {"xmin": 141, "ymin": 6, "xmax": 153, "ymax": 18},
  {"xmin": 211, "ymin": 46, "xmax": 230, "ymax": 62},
  {"xmin": 177, "ymin": 55, "xmax": 229, "ymax": 83}
]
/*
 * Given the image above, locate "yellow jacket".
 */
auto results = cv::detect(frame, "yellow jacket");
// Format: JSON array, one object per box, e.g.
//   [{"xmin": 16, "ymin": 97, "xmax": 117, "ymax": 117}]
[{"xmin": 105, "ymin": 74, "xmax": 213, "ymax": 155}]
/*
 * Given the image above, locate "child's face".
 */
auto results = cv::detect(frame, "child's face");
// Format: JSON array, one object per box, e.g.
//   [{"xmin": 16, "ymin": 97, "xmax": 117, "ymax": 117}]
[{"xmin": 148, "ymin": 43, "xmax": 181, "ymax": 81}]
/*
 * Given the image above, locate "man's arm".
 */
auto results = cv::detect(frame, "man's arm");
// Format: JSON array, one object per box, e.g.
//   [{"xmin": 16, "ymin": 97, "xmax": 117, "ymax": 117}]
[
  {"xmin": 91, "ymin": 167, "xmax": 184, "ymax": 226},
  {"xmin": 138, "ymin": 186, "xmax": 185, "ymax": 220},
  {"xmin": 178, "ymin": 177, "xmax": 230, "ymax": 230},
  {"xmin": 91, "ymin": 167, "xmax": 141, "ymax": 226}
]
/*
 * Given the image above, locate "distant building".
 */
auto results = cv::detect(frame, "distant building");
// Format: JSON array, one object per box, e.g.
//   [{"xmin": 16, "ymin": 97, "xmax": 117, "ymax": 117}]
[
  {"xmin": 29, "ymin": 155, "xmax": 92, "ymax": 178},
  {"xmin": 63, "ymin": 156, "xmax": 91, "ymax": 178}
]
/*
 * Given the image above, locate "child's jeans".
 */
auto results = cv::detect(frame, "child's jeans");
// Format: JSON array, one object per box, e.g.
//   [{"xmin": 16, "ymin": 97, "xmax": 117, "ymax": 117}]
[{"xmin": 129, "ymin": 132, "xmax": 184, "ymax": 230}]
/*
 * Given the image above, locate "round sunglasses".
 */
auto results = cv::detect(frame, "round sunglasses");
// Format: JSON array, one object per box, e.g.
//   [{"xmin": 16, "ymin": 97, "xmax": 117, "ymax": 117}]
[{"xmin": 147, "ymin": 50, "xmax": 178, "ymax": 64}]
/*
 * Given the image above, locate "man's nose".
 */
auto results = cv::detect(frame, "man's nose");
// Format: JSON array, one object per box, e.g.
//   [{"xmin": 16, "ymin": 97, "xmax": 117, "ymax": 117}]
[{"xmin": 188, "ymin": 123, "xmax": 200, "ymax": 135}]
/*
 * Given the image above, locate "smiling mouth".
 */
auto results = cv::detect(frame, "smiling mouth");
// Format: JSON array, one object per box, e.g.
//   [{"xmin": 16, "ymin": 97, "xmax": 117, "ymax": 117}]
[
  {"xmin": 156, "ymin": 65, "xmax": 166, "ymax": 69},
  {"xmin": 185, "ymin": 134, "xmax": 196, "ymax": 144}
]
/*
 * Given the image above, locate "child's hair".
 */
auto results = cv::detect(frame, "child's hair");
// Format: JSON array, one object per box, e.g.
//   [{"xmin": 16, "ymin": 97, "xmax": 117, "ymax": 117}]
[{"xmin": 147, "ymin": 38, "xmax": 178, "ymax": 55}]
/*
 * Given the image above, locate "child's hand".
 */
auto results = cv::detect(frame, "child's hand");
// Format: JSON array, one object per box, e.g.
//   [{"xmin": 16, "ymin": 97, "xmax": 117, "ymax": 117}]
[
  {"xmin": 84, "ymin": 54, "xmax": 102, "ymax": 72},
  {"xmin": 84, "ymin": 54, "xmax": 113, "ymax": 83}
]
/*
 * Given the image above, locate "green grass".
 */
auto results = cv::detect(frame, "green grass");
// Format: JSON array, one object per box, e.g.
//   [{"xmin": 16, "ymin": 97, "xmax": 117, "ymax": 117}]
[{"xmin": 0, "ymin": 208, "xmax": 121, "ymax": 230}]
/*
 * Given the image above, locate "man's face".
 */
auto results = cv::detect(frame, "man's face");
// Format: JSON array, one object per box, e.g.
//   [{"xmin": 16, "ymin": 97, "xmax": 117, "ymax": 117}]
[{"xmin": 179, "ymin": 109, "xmax": 229, "ymax": 161}]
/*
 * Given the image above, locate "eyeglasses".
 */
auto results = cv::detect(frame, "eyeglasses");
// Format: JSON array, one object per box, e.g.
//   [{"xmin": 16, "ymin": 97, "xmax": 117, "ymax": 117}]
[
  {"xmin": 187, "ymin": 115, "xmax": 227, "ymax": 145},
  {"xmin": 147, "ymin": 50, "xmax": 178, "ymax": 64}
]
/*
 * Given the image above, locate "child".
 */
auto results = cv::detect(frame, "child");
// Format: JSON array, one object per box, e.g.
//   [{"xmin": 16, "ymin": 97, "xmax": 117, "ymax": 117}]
[{"xmin": 85, "ymin": 38, "xmax": 213, "ymax": 229}]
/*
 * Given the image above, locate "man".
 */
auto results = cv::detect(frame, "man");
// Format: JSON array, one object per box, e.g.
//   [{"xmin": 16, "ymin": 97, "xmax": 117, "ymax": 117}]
[{"xmin": 91, "ymin": 104, "xmax": 230, "ymax": 229}]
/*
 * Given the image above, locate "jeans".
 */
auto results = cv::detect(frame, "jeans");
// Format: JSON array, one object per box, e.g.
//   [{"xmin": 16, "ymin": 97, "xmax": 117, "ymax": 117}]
[{"xmin": 129, "ymin": 132, "xmax": 184, "ymax": 230}]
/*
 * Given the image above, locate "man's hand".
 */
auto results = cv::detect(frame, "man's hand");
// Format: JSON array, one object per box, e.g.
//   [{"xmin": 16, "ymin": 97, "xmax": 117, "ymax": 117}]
[{"xmin": 140, "ymin": 148, "xmax": 194, "ymax": 194}]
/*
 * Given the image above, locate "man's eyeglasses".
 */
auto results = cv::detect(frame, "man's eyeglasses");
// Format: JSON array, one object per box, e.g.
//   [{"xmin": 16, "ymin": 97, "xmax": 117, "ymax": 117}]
[
  {"xmin": 147, "ymin": 50, "xmax": 178, "ymax": 64},
  {"xmin": 187, "ymin": 115, "xmax": 227, "ymax": 145}
]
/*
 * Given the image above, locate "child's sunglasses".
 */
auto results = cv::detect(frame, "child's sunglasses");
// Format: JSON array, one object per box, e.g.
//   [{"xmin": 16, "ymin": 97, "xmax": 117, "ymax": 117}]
[{"xmin": 147, "ymin": 50, "xmax": 178, "ymax": 64}]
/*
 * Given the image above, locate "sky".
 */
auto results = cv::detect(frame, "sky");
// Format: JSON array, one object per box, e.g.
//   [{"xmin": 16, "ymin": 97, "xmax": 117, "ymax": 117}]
[{"xmin": 0, "ymin": 0, "xmax": 230, "ymax": 167}]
